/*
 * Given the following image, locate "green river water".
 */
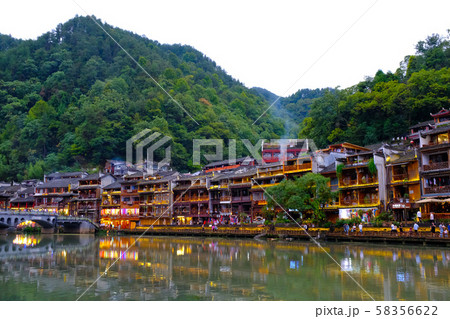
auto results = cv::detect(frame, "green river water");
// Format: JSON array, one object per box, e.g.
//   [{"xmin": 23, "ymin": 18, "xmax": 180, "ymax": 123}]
[{"xmin": 0, "ymin": 234, "xmax": 449, "ymax": 301}]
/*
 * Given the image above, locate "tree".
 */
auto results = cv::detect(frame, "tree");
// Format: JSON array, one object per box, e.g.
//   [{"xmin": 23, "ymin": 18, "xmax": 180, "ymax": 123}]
[{"xmin": 265, "ymin": 173, "xmax": 335, "ymax": 224}]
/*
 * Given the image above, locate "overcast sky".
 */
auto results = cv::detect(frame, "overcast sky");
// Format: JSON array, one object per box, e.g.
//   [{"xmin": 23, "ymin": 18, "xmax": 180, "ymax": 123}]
[{"xmin": 0, "ymin": 0, "xmax": 449, "ymax": 96}]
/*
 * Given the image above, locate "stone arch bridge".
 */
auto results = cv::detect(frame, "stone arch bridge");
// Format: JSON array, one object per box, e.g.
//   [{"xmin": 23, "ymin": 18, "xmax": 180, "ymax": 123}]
[{"xmin": 0, "ymin": 211, "xmax": 97, "ymax": 234}]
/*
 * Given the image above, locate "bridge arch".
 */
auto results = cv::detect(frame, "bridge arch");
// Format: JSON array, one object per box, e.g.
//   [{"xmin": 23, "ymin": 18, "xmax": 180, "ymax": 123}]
[
  {"xmin": 0, "ymin": 217, "xmax": 4, "ymax": 222},
  {"xmin": 14, "ymin": 218, "xmax": 19, "ymax": 225},
  {"xmin": 30, "ymin": 219, "xmax": 54, "ymax": 229},
  {"xmin": 6, "ymin": 218, "xmax": 11, "ymax": 225}
]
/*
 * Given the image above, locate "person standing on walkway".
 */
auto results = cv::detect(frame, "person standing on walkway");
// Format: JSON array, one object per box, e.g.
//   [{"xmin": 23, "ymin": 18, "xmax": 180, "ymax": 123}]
[
  {"xmin": 439, "ymin": 223, "xmax": 444, "ymax": 238},
  {"xmin": 413, "ymin": 222, "xmax": 419, "ymax": 236},
  {"xmin": 430, "ymin": 212, "xmax": 435, "ymax": 224},
  {"xmin": 417, "ymin": 210, "xmax": 422, "ymax": 222},
  {"xmin": 391, "ymin": 223, "xmax": 397, "ymax": 236},
  {"xmin": 358, "ymin": 223, "xmax": 363, "ymax": 235},
  {"xmin": 431, "ymin": 223, "xmax": 436, "ymax": 237}
]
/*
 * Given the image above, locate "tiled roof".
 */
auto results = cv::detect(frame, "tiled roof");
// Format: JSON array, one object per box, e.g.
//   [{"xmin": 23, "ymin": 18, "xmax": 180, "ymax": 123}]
[
  {"xmin": 409, "ymin": 120, "xmax": 435, "ymax": 130},
  {"xmin": 36, "ymin": 178, "xmax": 79, "ymax": 189},
  {"xmin": 103, "ymin": 179, "xmax": 122, "ymax": 190},
  {"xmin": 420, "ymin": 124, "xmax": 450, "ymax": 137},
  {"xmin": 387, "ymin": 151, "xmax": 417, "ymax": 165},
  {"xmin": 203, "ymin": 156, "xmax": 254, "ymax": 169},
  {"xmin": 10, "ymin": 196, "xmax": 35, "ymax": 203},
  {"xmin": 320, "ymin": 163, "xmax": 336, "ymax": 174},
  {"xmin": 46, "ymin": 171, "xmax": 86, "ymax": 178}
]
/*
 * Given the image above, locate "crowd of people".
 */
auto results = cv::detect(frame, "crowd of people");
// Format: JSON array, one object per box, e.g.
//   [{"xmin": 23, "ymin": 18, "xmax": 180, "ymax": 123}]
[{"xmin": 341, "ymin": 221, "xmax": 450, "ymax": 238}]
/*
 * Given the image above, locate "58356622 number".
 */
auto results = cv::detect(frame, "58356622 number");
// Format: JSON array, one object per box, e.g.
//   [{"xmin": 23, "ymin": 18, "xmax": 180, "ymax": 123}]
[{"xmin": 375, "ymin": 306, "xmax": 437, "ymax": 316}]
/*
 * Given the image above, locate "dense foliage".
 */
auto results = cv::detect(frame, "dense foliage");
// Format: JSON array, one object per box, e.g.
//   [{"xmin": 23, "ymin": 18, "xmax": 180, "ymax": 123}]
[
  {"xmin": 0, "ymin": 16, "xmax": 285, "ymax": 181},
  {"xmin": 299, "ymin": 32, "xmax": 450, "ymax": 148},
  {"xmin": 264, "ymin": 173, "xmax": 335, "ymax": 223}
]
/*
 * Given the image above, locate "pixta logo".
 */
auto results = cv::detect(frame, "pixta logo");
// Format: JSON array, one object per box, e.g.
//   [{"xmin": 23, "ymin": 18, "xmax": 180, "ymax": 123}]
[
  {"xmin": 193, "ymin": 138, "xmax": 318, "ymax": 166},
  {"xmin": 126, "ymin": 129, "xmax": 171, "ymax": 175}
]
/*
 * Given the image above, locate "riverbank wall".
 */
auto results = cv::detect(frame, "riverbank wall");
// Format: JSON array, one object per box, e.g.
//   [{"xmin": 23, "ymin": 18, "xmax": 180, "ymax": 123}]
[{"xmin": 117, "ymin": 225, "xmax": 450, "ymax": 247}]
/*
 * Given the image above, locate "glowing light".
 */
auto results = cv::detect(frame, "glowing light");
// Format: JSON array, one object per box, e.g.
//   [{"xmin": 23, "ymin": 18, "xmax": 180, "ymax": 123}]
[
  {"xmin": 99, "ymin": 250, "xmax": 139, "ymax": 261},
  {"xmin": 176, "ymin": 246, "xmax": 185, "ymax": 256},
  {"xmin": 12, "ymin": 235, "xmax": 39, "ymax": 247}
]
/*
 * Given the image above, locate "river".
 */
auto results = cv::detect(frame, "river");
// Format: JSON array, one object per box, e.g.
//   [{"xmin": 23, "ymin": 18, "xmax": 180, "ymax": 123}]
[{"xmin": 0, "ymin": 234, "xmax": 449, "ymax": 301}]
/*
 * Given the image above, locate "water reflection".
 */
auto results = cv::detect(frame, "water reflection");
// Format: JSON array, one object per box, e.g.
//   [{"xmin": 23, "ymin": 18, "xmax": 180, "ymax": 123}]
[{"xmin": 0, "ymin": 234, "xmax": 449, "ymax": 301}]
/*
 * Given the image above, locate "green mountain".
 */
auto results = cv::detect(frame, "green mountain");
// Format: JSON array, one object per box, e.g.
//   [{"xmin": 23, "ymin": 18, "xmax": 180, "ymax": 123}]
[
  {"xmin": 299, "ymin": 32, "xmax": 450, "ymax": 148},
  {"xmin": 0, "ymin": 16, "xmax": 285, "ymax": 181},
  {"xmin": 251, "ymin": 87, "xmax": 330, "ymax": 137}
]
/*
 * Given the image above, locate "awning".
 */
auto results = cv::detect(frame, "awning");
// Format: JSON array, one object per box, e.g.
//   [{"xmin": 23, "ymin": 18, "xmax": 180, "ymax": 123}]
[{"xmin": 416, "ymin": 198, "xmax": 444, "ymax": 204}]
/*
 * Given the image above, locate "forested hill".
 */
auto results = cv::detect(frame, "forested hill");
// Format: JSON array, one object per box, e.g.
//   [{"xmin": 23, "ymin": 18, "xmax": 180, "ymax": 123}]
[
  {"xmin": 299, "ymin": 32, "xmax": 450, "ymax": 148},
  {"xmin": 0, "ymin": 16, "xmax": 284, "ymax": 181},
  {"xmin": 251, "ymin": 87, "xmax": 330, "ymax": 137}
]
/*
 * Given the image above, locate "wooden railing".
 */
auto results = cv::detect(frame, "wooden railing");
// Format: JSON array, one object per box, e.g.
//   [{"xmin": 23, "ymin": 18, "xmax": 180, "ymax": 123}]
[
  {"xmin": 345, "ymin": 160, "xmax": 369, "ymax": 167},
  {"xmin": 358, "ymin": 198, "xmax": 379, "ymax": 205},
  {"xmin": 358, "ymin": 176, "xmax": 377, "ymax": 184},
  {"xmin": 232, "ymin": 195, "xmax": 251, "ymax": 202},
  {"xmin": 190, "ymin": 196, "xmax": 209, "ymax": 202},
  {"xmin": 341, "ymin": 199, "xmax": 358, "ymax": 206},
  {"xmin": 423, "ymin": 161, "xmax": 449, "ymax": 171},
  {"xmin": 340, "ymin": 178, "xmax": 358, "ymax": 186},
  {"xmin": 392, "ymin": 173, "xmax": 408, "ymax": 181},
  {"xmin": 424, "ymin": 186, "xmax": 450, "ymax": 194},
  {"xmin": 283, "ymin": 163, "xmax": 312, "ymax": 172}
]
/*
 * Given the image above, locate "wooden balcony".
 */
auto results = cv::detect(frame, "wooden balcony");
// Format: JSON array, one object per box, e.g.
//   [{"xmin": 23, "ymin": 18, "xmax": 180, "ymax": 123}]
[
  {"xmin": 220, "ymin": 196, "xmax": 231, "ymax": 202},
  {"xmin": 345, "ymin": 159, "xmax": 369, "ymax": 167},
  {"xmin": 284, "ymin": 163, "xmax": 312, "ymax": 172},
  {"xmin": 251, "ymin": 183, "xmax": 279, "ymax": 189},
  {"xmin": 102, "ymin": 200, "xmax": 120, "ymax": 206},
  {"xmin": 392, "ymin": 173, "xmax": 408, "ymax": 181},
  {"xmin": 232, "ymin": 195, "xmax": 251, "ymax": 202},
  {"xmin": 122, "ymin": 189, "xmax": 138, "ymax": 195},
  {"xmin": 79, "ymin": 194, "xmax": 98, "ymax": 199},
  {"xmin": 122, "ymin": 201, "xmax": 140, "ymax": 206},
  {"xmin": 423, "ymin": 161, "xmax": 449, "ymax": 171},
  {"xmin": 339, "ymin": 178, "xmax": 358, "ymax": 187},
  {"xmin": 175, "ymin": 196, "xmax": 190, "ymax": 203},
  {"xmin": 340, "ymin": 199, "xmax": 359, "ymax": 206},
  {"xmin": 78, "ymin": 204, "xmax": 98, "ymax": 210},
  {"xmin": 358, "ymin": 176, "xmax": 377, "ymax": 185},
  {"xmin": 190, "ymin": 196, "xmax": 209, "ymax": 202},
  {"xmin": 358, "ymin": 198, "xmax": 379, "ymax": 206},
  {"xmin": 154, "ymin": 200, "xmax": 169, "ymax": 205},
  {"xmin": 424, "ymin": 185, "xmax": 450, "ymax": 194}
]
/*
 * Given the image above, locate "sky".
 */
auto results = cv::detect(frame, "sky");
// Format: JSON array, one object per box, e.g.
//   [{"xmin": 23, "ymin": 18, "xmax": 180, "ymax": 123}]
[{"xmin": 0, "ymin": 0, "xmax": 449, "ymax": 97}]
